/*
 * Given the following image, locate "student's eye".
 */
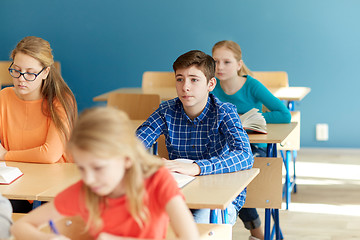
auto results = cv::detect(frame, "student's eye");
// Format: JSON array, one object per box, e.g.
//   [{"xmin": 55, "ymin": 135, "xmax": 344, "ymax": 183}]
[
  {"xmin": 191, "ymin": 78, "xmax": 198, "ymax": 82},
  {"xmin": 225, "ymin": 61, "xmax": 231, "ymax": 64},
  {"xmin": 94, "ymin": 166, "xmax": 104, "ymax": 171},
  {"xmin": 176, "ymin": 78, "xmax": 183, "ymax": 82}
]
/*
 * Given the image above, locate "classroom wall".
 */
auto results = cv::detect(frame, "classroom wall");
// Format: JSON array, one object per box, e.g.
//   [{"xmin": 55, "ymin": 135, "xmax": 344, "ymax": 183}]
[{"xmin": 1, "ymin": 0, "xmax": 359, "ymax": 148}]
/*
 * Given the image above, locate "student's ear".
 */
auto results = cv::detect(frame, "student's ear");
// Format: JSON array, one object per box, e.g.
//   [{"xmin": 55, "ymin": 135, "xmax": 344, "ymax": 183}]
[
  {"xmin": 124, "ymin": 156, "xmax": 133, "ymax": 169},
  {"xmin": 237, "ymin": 60, "xmax": 243, "ymax": 72},
  {"xmin": 208, "ymin": 77, "xmax": 216, "ymax": 92},
  {"xmin": 42, "ymin": 67, "xmax": 50, "ymax": 80}
]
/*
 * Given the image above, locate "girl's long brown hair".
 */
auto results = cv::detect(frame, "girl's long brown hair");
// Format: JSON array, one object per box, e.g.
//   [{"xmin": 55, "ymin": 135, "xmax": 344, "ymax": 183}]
[{"xmin": 11, "ymin": 36, "xmax": 77, "ymax": 155}]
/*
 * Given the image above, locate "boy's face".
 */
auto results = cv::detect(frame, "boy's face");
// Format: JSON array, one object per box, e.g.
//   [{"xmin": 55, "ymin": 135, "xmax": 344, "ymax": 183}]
[{"xmin": 175, "ymin": 65, "xmax": 216, "ymax": 119}]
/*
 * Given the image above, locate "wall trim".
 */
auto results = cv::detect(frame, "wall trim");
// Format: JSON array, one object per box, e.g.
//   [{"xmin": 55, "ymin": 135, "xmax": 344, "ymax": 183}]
[{"xmin": 299, "ymin": 147, "xmax": 360, "ymax": 155}]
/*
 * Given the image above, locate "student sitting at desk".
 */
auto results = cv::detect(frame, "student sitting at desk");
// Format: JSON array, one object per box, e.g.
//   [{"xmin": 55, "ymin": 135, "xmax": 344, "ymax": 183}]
[
  {"xmin": 0, "ymin": 36, "xmax": 77, "ymax": 212},
  {"xmin": 212, "ymin": 40, "xmax": 291, "ymax": 240},
  {"xmin": 11, "ymin": 107, "xmax": 199, "ymax": 240},
  {"xmin": 136, "ymin": 50, "xmax": 254, "ymax": 225}
]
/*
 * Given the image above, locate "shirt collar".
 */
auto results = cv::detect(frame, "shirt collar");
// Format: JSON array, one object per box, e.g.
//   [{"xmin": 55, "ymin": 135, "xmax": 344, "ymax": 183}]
[{"xmin": 175, "ymin": 94, "xmax": 212, "ymax": 124}]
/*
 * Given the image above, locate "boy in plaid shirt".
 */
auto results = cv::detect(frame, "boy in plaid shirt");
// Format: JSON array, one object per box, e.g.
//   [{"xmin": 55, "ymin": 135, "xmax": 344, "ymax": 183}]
[{"xmin": 136, "ymin": 50, "xmax": 253, "ymax": 224}]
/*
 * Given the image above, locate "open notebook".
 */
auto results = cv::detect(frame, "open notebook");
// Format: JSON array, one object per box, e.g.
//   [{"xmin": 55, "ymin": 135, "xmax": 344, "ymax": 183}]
[
  {"xmin": 171, "ymin": 159, "xmax": 196, "ymax": 188},
  {"xmin": 0, "ymin": 162, "xmax": 23, "ymax": 184}
]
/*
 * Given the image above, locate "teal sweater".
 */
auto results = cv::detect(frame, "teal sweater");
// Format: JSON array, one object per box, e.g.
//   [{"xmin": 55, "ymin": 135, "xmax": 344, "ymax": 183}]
[{"xmin": 212, "ymin": 75, "xmax": 291, "ymax": 124}]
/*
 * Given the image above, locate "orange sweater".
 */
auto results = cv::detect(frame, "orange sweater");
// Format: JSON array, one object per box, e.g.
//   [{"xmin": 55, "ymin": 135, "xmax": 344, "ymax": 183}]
[{"xmin": 0, "ymin": 87, "xmax": 68, "ymax": 163}]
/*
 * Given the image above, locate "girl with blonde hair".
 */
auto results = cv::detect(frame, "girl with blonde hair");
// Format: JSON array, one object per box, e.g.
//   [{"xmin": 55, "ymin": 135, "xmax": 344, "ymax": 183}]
[
  {"xmin": 212, "ymin": 40, "xmax": 291, "ymax": 240},
  {"xmin": 0, "ymin": 36, "xmax": 77, "ymax": 213},
  {"xmin": 12, "ymin": 107, "xmax": 199, "ymax": 240}
]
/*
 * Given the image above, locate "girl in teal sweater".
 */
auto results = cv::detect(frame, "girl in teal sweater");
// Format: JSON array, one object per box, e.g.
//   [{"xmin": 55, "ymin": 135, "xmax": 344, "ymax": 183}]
[{"xmin": 212, "ymin": 40, "xmax": 291, "ymax": 240}]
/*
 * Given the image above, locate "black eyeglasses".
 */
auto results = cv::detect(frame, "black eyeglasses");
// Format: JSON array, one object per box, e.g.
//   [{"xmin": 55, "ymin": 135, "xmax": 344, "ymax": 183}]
[{"xmin": 8, "ymin": 62, "xmax": 47, "ymax": 82}]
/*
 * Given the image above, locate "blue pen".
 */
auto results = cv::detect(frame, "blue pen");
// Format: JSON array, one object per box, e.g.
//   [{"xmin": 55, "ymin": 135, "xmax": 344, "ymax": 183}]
[{"xmin": 49, "ymin": 220, "xmax": 59, "ymax": 234}]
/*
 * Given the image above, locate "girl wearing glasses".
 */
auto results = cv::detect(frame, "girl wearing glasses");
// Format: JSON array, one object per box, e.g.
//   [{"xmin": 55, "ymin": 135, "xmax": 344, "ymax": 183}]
[{"xmin": 0, "ymin": 36, "xmax": 77, "ymax": 211}]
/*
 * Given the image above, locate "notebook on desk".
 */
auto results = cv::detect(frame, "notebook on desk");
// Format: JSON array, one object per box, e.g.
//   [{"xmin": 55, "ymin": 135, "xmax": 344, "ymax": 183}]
[
  {"xmin": 0, "ymin": 162, "xmax": 23, "ymax": 184},
  {"xmin": 171, "ymin": 158, "xmax": 196, "ymax": 188},
  {"xmin": 171, "ymin": 172, "xmax": 195, "ymax": 188}
]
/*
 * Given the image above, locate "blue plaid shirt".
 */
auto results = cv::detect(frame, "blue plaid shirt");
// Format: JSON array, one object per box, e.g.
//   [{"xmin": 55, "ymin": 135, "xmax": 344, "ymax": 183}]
[{"xmin": 136, "ymin": 94, "xmax": 254, "ymax": 210}]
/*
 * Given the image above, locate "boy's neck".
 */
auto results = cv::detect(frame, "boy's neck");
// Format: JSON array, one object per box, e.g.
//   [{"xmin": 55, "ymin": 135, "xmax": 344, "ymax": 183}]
[{"xmin": 182, "ymin": 94, "xmax": 209, "ymax": 120}]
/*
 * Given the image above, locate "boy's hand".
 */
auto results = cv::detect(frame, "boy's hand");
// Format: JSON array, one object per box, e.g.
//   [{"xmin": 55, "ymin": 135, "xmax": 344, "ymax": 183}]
[{"xmin": 162, "ymin": 158, "xmax": 201, "ymax": 176}]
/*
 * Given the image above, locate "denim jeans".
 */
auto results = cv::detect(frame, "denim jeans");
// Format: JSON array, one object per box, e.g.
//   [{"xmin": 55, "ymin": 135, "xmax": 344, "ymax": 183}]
[
  {"xmin": 238, "ymin": 207, "xmax": 261, "ymax": 229},
  {"xmin": 191, "ymin": 203, "xmax": 238, "ymax": 225}
]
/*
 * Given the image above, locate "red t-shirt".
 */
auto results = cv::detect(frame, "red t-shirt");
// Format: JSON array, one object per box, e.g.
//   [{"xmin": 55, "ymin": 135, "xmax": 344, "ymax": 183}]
[{"xmin": 54, "ymin": 167, "xmax": 182, "ymax": 239}]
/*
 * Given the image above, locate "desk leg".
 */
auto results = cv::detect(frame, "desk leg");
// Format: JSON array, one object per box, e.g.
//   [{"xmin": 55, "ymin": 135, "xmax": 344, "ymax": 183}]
[
  {"xmin": 293, "ymin": 150, "xmax": 297, "ymax": 193},
  {"xmin": 264, "ymin": 208, "xmax": 271, "ymax": 240},
  {"xmin": 272, "ymin": 209, "xmax": 281, "ymax": 240}
]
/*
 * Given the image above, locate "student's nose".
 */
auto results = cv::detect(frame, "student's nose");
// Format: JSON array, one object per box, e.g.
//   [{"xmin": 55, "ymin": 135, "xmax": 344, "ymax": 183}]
[
  {"xmin": 182, "ymin": 80, "xmax": 190, "ymax": 92},
  {"xmin": 18, "ymin": 74, "xmax": 27, "ymax": 82},
  {"xmin": 82, "ymin": 170, "xmax": 95, "ymax": 185}
]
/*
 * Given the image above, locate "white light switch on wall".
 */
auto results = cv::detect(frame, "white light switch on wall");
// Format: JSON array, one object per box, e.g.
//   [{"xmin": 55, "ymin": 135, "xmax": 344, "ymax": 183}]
[{"xmin": 316, "ymin": 123, "xmax": 329, "ymax": 141}]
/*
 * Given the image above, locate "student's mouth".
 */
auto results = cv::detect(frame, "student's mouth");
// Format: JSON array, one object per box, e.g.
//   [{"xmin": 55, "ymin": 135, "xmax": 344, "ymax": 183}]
[
  {"xmin": 181, "ymin": 95, "xmax": 192, "ymax": 100},
  {"xmin": 90, "ymin": 186, "xmax": 102, "ymax": 193}
]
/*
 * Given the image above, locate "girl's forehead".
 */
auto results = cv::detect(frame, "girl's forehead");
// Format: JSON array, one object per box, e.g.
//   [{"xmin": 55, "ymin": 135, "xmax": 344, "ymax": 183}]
[{"xmin": 13, "ymin": 52, "xmax": 42, "ymax": 69}]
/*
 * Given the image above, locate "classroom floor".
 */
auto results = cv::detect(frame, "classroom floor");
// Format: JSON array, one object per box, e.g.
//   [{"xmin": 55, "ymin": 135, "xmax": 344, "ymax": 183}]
[{"xmin": 232, "ymin": 148, "xmax": 360, "ymax": 240}]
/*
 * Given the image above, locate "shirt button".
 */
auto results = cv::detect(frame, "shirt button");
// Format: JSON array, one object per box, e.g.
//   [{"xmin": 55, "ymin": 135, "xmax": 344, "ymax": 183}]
[{"xmin": 192, "ymin": 145, "xmax": 195, "ymax": 149}]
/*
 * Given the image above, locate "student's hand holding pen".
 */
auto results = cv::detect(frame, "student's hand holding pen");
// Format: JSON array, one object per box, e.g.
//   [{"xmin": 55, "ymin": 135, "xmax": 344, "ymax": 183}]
[
  {"xmin": 49, "ymin": 220, "xmax": 71, "ymax": 240},
  {"xmin": 162, "ymin": 158, "xmax": 201, "ymax": 176}
]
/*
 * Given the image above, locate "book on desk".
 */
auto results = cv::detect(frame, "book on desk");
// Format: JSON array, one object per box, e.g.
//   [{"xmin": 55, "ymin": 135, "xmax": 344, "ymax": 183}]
[
  {"xmin": 240, "ymin": 108, "xmax": 267, "ymax": 134},
  {"xmin": 0, "ymin": 162, "xmax": 23, "ymax": 184},
  {"xmin": 171, "ymin": 159, "xmax": 196, "ymax": 188}
]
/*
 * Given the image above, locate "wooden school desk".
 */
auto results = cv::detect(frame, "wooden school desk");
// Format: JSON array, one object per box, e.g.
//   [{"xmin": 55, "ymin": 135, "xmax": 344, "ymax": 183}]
[
  {"xmin": 0, "ymin": 162, "xmax": 79, "ymax": 201},
  {"xmin": 93, "ymin": 86, "xmax": 311, "ymax": 103},
  {"xmin": 247, "ymin": 122, "xmax": 297, "ymax": 240},
  {"xmin": 2, "ymin": 159, "xmax": 259, "ymax": 226},
  {"xmin": 276, "ymin": 87, "xmax": 310, "ymax": 210}
]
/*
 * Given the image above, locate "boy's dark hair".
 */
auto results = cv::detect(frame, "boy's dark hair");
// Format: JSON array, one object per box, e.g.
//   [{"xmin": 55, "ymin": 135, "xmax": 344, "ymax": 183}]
[{"xmin": 172, "ymin": 50, "xmax": 215, "ymax": 82}]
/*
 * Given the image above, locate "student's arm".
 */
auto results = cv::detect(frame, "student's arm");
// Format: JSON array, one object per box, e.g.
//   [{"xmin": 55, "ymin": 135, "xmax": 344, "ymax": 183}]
[
  {"xmin": 11, "ymin": 201, "xmax": 70, "ymax": 240},
  {"xmin": 136, "ymin": 109, "xmax": 165, "ymax": 149},
  {"xmin": 251, "ymin": 81, "xmax": 291, "ymax": 123},
  {"xmin": 4, "ymin": 120, "xmax": 67, "ymax": 163},
  {"xmin": 196, "ymin": 106, "xmax": 254, "ymax": 175},
  {"xmin": 96, "ymin": 196, "xmax": 200, "ymax": 240},
  {"xmin": 166, "ymin": 195, "xmax": 200, "ymax": 240}
]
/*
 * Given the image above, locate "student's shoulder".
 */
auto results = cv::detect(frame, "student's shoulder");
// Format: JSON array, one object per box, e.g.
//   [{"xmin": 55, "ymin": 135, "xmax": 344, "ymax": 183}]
[
  {"xmin": 158, "ymin": 98, "xmax": 181, "ymax": 112},
  {"xmin": 0, "ymin": 87, "xmax": 14, "ymax": 98},
  {"xmin": 148, "ymin": 166, "xmax": 172, "ymax": 183},
  {"xmin": 246, "ymin": 75, "xmax": 267, "ymax": 89},
  {"xmin": 57, "ymin": 180, "xmax": 83, "ymax": 197},
  {"xmin": 210, "ymin": 93, "xmax": 238, "ymax": 114}
]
